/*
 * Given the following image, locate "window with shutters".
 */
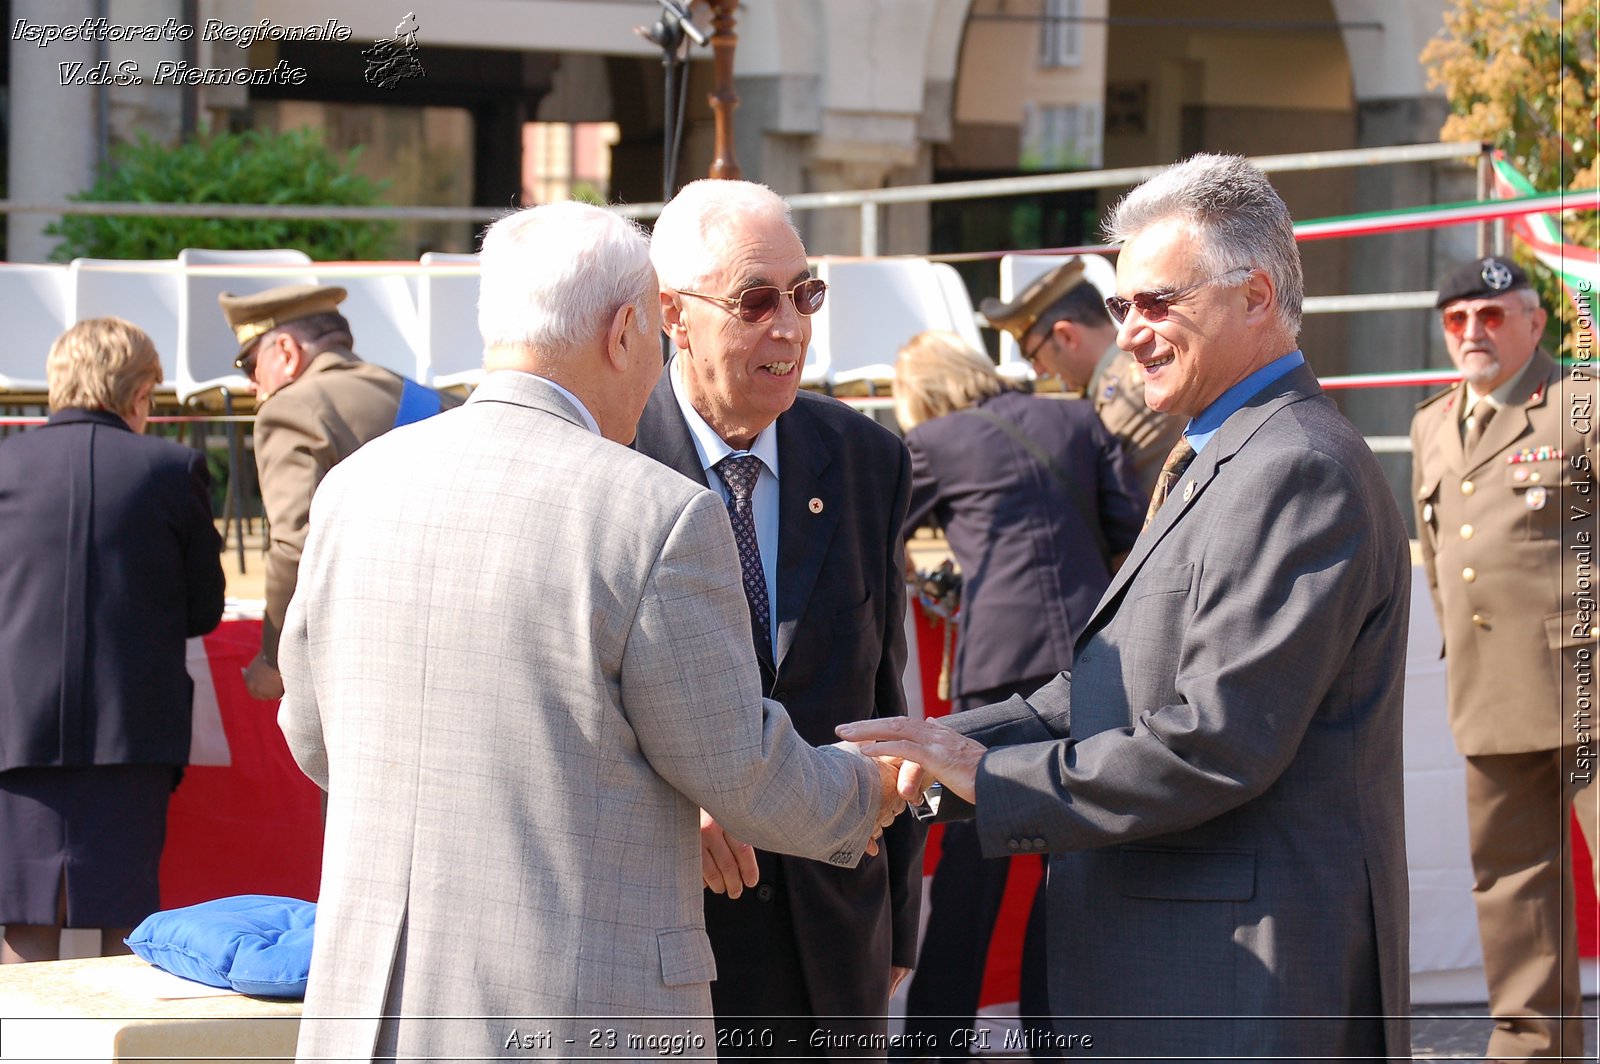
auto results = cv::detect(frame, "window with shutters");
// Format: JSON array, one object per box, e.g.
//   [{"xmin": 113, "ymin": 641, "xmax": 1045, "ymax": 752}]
[
  {"xmin": 1038, "ymin": 0, "xmax": 1083, "ymax": 68},
  {"xmin": 1021, "ymin": 101, "xmax": 1103, "ymax": 170}
]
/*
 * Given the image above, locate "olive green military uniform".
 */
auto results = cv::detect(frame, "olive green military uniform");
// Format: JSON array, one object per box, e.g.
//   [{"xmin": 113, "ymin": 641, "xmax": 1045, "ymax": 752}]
[
  {"xmin": 255, "ymin": 349, "xmax": 423, "ymax": 665},
  {"xmin": 1089, "ymin": 347, "xmax": 1186, "ymax": 503},
  {"xmin": 1411, "ymin": 348, "xmax": 1600, "ymax": 1059}
]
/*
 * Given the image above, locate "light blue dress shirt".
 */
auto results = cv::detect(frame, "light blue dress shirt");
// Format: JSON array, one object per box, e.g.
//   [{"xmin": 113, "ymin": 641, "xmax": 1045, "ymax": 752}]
[
  {"xmin": 670, "ymin": 360, "xmax": 781, "ymax": 651},
  {"xmin": 1186, "ymin": 349, "xmax": 1305, "ymax": 453}
]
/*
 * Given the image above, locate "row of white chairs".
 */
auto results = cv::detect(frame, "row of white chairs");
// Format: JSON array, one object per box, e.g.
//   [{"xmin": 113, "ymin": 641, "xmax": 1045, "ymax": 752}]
[
  {"xmin": 0, "ymin": 250, "xmax": 485, "ymax": 402},
  {"xmin": 1, "ymin": 250, "xmax": 1095, "ymax": 401}
]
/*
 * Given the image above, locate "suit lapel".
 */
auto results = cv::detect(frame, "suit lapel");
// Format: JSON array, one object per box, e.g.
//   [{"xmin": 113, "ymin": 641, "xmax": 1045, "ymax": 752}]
[
  {"xmin": 1075, "ymin": 363, "xmax": 1321, "ymax": 649},
  {"xmin": 774, "ymin": 403, "xmax": 840, "ymax": 671},
  {"xmin": 636, "ymin": 365, "xmax": 777, "ymax": 682},
  {"xmin": 635, "ymin": 367, "xmax": 710, "ymax": 487},
  {"xmin": 1437, "ymin": 386, "xmax": 1467, "ymax": 473}
]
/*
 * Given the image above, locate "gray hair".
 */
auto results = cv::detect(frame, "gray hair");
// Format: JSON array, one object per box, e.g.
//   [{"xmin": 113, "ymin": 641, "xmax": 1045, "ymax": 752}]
[
  {"xmin": 478, "ymin": 201, "xmax": 656, "ymax": 354},
  {"xmin": 650, "ymin": 179, "xmax": 801, "ymax": 292},
  {"xmin": 1104, "ymin": 153, "xmax": 1304, "ymax": 337}
]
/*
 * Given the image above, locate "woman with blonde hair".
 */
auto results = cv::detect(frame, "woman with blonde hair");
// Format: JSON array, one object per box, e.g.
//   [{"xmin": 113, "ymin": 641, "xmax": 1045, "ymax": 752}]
[
  {"xmin": 893, "ymin": 329, "xmax": 1143, "ymax": 1055},
  {"xmin": 0, "ymin": 317, "xmax": 225, "ymax": 963}
]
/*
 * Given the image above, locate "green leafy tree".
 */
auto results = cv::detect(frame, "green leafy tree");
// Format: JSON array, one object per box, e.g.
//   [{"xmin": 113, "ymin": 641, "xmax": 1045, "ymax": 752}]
[
  {"xmin": 1421, "ymin": 0, "xmax": 1598, "ymax": 350},
  {"xmin": 45, "ymin": 128, "xmax": 398, "ymax": 261}
]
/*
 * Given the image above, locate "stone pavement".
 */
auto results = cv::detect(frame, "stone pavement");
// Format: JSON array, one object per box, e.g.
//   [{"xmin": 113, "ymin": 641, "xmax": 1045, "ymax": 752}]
[{"xmin": 1412, "ymin": 999, "xmax": 1598, "ymax": 1060}]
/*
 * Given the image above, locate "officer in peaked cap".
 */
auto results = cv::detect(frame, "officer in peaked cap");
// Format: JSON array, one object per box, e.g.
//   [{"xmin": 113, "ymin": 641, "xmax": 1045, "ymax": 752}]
[
  {"xmin": 1410, "ymin": 254, "xmax": 1599, "ymax": 1060},
  {"xmin": 219, "ymin": 282, "xmax": 460, "ymax": 702},
  {"xmin": 981, "ymin": 256, "xmax": 1182, "ymax": 501}
]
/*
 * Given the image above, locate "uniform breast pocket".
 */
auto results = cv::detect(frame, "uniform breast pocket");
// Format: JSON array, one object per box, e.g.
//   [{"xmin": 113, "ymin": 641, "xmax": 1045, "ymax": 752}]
[{"xmin": 1505, "ymin": 458, "xmax": 1565, "ymax": 540}]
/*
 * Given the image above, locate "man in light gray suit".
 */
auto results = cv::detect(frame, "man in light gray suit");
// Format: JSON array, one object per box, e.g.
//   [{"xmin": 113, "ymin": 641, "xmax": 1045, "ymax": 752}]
[
  {"xmin": 843, "ymin": 154, "xmax": 1412, "ymax": 1062},
  {"xmin": 277, "ymin": 201, "xmax": 904, "ymax": 1061}
]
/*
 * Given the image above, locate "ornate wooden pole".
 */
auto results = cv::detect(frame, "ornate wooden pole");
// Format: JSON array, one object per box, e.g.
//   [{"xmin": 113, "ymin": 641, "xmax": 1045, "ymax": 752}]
[{"xmin": 704, "ymin": 0, "xmax": 741, "ymax": 179}]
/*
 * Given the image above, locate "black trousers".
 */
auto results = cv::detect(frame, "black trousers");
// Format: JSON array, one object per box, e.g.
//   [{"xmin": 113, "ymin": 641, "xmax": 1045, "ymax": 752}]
[{"xmin": 708, "ymin": 860, "xmax": 887, "ymax": 1060}]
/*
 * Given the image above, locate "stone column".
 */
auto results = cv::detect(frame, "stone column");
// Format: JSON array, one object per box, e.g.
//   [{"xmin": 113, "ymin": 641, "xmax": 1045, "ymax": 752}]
[{"xmin": 8, "ymin": 0, "xmax": 100, "ymax": 261}]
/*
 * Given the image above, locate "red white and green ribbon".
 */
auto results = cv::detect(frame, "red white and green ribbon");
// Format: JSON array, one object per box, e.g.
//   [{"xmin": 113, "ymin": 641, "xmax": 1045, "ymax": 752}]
[
  {"xmin": 1291, "ymin": 188, "xmax": 1588, "ymax": 242},
  {"xmin": 1489, "ymin": 153, "xmax": 1599, "ymax": 313},
  {"xmin": 929, "ymin": 182, "xmax": 1595, "ymax": 264}
]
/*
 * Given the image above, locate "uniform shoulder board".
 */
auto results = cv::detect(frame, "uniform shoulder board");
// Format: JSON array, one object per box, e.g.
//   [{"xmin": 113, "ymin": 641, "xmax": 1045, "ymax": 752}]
[{"xmin": 1414, "ymin": 386, "xmax": 1455, "ymax": 413}]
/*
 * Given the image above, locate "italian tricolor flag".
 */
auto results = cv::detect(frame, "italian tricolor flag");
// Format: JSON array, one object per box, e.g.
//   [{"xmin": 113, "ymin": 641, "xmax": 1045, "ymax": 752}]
[{"xmin": 1489, "ymin": 152, "xmax": 1599, "ymax": 315}]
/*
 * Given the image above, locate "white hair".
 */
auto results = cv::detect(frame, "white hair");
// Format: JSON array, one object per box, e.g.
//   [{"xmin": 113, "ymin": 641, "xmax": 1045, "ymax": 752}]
[
  {"xmin": 650, "ymin": 179, "xmax": 801, "ymax": 291},
  {"xmin": 477, "ymin": 201, "xmax": 656, "ymax": 354},
  {"xmin": 1104, "ymin": 153, "xmax": 1305, "ymax": 337}
]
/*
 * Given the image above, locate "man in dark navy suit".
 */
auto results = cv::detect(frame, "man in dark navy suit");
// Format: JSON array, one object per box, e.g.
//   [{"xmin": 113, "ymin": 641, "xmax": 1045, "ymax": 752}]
[{"xmin": 636, "ymin": 178, "xmax": 920, "ymax": 1058}]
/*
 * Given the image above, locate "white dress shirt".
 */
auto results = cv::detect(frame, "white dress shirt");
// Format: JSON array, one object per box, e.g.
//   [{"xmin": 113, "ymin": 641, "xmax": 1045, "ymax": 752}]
[{"xmin": 669, "ymin": 358, "xmax": 781, "ymax": 651}]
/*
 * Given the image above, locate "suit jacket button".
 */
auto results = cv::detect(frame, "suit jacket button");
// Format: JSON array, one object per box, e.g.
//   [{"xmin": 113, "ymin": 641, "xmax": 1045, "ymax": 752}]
[
  {"xmin": 1031, "ymin": 837, "xmax": 1047, "ymax": 850},
  {"xmin": 1007, "ymin": 839, "xmax": 1022, "ymax": 853},
  {"xmin": 756, "ymin": 884, "xmax": 774, "ymax": 902},
  {"xmin": 1460, "ymin": 480, "xmax": 1475, "ymax": 496},
  {"xmin": 1462, "ymin": 567, "xmax": 1476, "ymax": 583},
  {"xmin": 1472, "ymin": 612, "xmax": 1488, "ymax": 627}
]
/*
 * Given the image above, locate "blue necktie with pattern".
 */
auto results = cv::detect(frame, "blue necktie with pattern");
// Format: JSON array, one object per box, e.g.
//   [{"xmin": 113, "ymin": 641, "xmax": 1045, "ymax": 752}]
[{"xmin": 714, "ymin": 454, "xmax": 773, "ymax": 658}]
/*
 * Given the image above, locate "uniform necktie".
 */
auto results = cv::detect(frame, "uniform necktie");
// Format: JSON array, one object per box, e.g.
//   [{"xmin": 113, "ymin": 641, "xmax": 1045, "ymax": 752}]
[
  {"xmin": 1143, "ymin": 436, "xmax": 1196, "ymax": 531},
  {"xmin": 1463, "ymin": 399, "xmax": 1496, "ymax": 453},
  {"xmin": 714, "ymin": 454, "xmax": 772, "ymax": 657}
]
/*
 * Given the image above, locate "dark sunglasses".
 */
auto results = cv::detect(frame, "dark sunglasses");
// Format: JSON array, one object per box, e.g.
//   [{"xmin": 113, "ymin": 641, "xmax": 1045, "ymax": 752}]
[
  {"xmin": 677, "ymin": 277, "xmax": 827, "ymax": 324},
  {"xmin": 1021, "ymin": 325, "xmax": 1052, "ymax": 364},
  {"xmin": 1104, "ymin": 266, "xmax": 1253, "ymax": 325},
  {"xmin": 233, "ymin": 344, "xmax": 261, "ymax": 376},
  {"xmin": 1442, "ymin": 303, "xmax": 1518, "ymax": 336}
]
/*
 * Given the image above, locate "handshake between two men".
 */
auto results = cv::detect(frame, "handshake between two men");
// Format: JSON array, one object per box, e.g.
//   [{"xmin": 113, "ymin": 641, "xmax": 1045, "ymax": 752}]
[{"xmin": 700, "ymin": 716, "xmax": 982, "ymax": 898}]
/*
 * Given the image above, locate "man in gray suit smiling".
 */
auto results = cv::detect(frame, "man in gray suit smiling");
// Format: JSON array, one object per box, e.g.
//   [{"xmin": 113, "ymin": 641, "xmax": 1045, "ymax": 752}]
[
  {"xmin": 843, "ymin": 154, "xmax": 1412, "ymax": 1062},
  {"xmin": 277, "ymin": 201, "xmax": 904, "ymax": 1061}
]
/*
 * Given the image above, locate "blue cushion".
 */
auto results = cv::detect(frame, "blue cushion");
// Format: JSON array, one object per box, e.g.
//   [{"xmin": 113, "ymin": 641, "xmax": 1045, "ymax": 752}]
[{"xmin": 126, "ymin": 895, "xmax": 316, "ymax": 999}]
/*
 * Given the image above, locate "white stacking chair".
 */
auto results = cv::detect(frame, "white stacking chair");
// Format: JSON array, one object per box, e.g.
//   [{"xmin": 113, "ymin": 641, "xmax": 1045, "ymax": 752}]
[
  {"xmin": 418, "ymin": 252, "xmax": 484, "ymax": 389},
  {"xmin": 805, "ymin": 258, "xmax": 985, "ymax": 390},
  {"xmin": 0, "ymin": 263, "xmax": 71, "ymax": 394},
  {"xmin": 69, "ymin": 258, "xmax": 182, "ymax": 390},
  {"xmin": 994, "ymin": 252, "xmax": 1118, "ymax": 382},
  {"xmin": 175, "ymin": 248, "xmax": 314, "ymax": 403},
  {"xmin": 328, "ymin": 274, "xmax": 426, "ymax": 382}
]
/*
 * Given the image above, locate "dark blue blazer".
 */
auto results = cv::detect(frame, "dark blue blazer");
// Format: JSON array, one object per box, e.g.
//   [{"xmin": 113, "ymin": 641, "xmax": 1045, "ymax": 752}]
[
  {"xmin": 0, "ymin": 408, "xmax": 225, "ymax": 772},
  {"xmin": 905, "ymin": 388, "xmax": 1142, "ymax": 699},
  {"xmin": 633, "ymin": 367, "xmax": 923, "ymax": 1019}
]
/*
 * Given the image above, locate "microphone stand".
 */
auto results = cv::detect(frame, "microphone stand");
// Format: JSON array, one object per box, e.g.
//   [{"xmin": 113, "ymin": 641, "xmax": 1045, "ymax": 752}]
[
  {"xmin": 638, "ymin": 0, "xmax": 709, "ymax": 204},
  {"xmin": 636, "ymin": 0, "xmax": 710, "ymax": 360}
]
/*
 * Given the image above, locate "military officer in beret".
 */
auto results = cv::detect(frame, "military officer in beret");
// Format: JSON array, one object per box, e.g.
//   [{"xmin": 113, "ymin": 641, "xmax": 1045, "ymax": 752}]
[
  {"xmin": 982, "ymin": 256, "xmax": 1184, "ymax": 500},
  {"xmin": 219, "ymin": 284, "xmax": 460, "ymax": 702},
  {"xmin": 1411, "ymin": 255, "xmax": 1599, "ymax": 1060}
]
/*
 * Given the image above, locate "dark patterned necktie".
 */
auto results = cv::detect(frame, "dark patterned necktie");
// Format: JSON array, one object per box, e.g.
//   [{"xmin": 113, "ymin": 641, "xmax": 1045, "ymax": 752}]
[
  {"xmin": 1142, "ymin": 436, "xmax": 1196, "ymax": 531},
  {"xmin": 1463, "ymin": 399, "xmax": 1496, "ymax": 453},
  {"xmin": 714, "ymin": 454, "xmax": 772, "ymax": 657}
]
